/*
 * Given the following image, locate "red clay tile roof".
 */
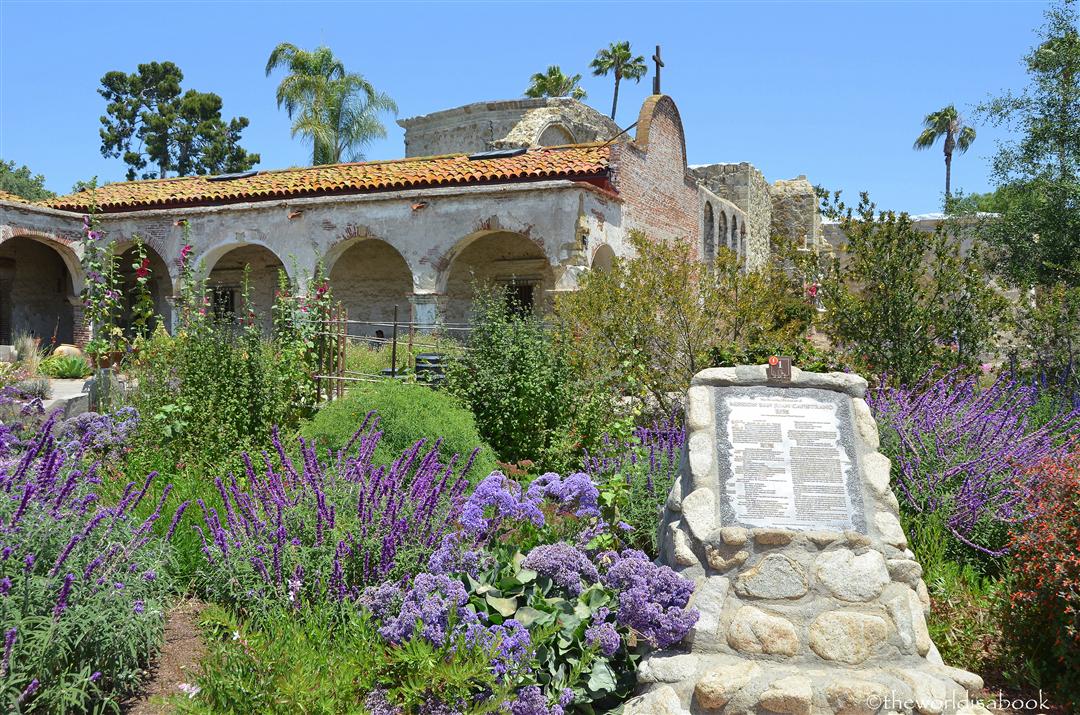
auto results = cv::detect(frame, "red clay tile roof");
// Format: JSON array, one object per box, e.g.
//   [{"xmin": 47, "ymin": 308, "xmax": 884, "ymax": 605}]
[
  {"xmin": 42, "ymin": 144, "xmax": 613, "ymax": 213},
  {"xmin": 0, "ymin": 190, "xmax": 32, "ymax": 204}
]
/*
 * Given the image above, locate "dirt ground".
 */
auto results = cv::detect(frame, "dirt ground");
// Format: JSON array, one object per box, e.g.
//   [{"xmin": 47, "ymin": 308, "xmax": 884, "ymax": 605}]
[{"xmin": 124, "ymin": 598, "xmax": 207, "ymax": 714}]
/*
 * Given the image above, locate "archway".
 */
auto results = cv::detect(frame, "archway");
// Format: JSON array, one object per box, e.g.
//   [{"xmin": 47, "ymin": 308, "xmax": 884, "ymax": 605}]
[
  {"xmin": 730, "ymin": 216, "xmax": 739, "ymax": 254},
  {"xmin": 740, "ymin": 224, "xmax": 748, "ymax": 259},
  {"xmin": 0, "ymin": 236, "xmax": 76, "ymax": 346},
  {"xmin": 328, "ymin": 239, "xmax": 413, "ymax": 336},
  {"xmin": 537, "ymin": 123, "xmax": 575, "ymax": 146},
  {"xmin": 703, "ymin": 203, "xmax": 715, "ymax": 264},
  {"xmin": 206, "ymin": 244, "xmax": 286, "ymax": 333},
  {"xmin": 443, "ymin": 231, "xmax": 554, "ymax": 326},
  {"xmin": 116, "ymin": 242, "xmax": 172, "ymax": 334},
  {"xmin": 592, "ymin": 244, "xmax": 616, "ymax": 273}
]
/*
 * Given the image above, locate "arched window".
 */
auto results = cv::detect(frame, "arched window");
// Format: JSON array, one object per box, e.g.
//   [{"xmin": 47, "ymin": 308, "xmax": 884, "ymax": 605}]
[
  {"xmin": 703, "ymin": 203, "xmax": 715, "ymax": 264},
  {"xmin": 718, "ymin": 213, "xmax": 728, "ymax": 254}
]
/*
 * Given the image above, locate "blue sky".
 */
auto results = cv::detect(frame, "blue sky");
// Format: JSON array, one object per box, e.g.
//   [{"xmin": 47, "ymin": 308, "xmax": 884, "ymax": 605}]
[{"xmin": 0, "ymin": 0, "xmax": 1053, "ymax": 213}]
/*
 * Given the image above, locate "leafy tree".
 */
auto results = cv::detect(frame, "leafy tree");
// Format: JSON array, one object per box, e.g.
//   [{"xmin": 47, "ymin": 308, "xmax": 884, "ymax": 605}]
[
  {"xmin": 590, "ymin": 41, "xmax": 648, "ymax": 120},
  {"xmin": 265, "ymin": 43, "xmax": 397, "ymax": 165},
  {"xmin": 524, "ymin": 66, "xmax": 587, "ymax": 101},
  {"xmin": 556, "ymin": 231, "xmax": 812, "ymax": 413},
  {"xmin": 818, "ymin": 190, "xmax": 1005, "ymax": 384},
  {"xmin": 913, "ymin": 105, "xmax": 976, "ymax": 201},
  {"xmin": 978, "ymin": 0, "xmax": 1080, "ymax": 288},
  {"xmin": 0, "ymin": 159, "xmax": 54, "ymax": 200},
  {"xmin": 99, "ymin": 61, "xmax": 259, "ymax": 180}
]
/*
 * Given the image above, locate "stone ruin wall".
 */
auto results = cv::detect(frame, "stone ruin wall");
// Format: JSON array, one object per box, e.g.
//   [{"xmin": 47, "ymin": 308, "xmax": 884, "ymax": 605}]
[
  {"xmin": 772, "ymin": 177, "xmax": 823, "ymax": 250},
  {"xmin": 626, "ymin": 366, "xmax": 988, "ymax": 715},
  {"xmin": 690, "ymin": 163, "xmax": 773, "ymax": 266},
  {"xmin": 397, "ymin": 98, "xmax": 621, "ymax": 158}
]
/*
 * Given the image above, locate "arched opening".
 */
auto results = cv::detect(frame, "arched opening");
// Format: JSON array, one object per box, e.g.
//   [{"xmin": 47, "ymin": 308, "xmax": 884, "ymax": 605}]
[
  {"xmin": 0, "ymin": 236, "xmax": 76, "ymax": 346},
  {"xmin": 328, "ymin": 239, "xmax": 413, "ymax": 337},
  {"xmin": 592, "ymin": 244, "xmax": 616, "ymax": 273},
  {"xmin": 207, "ymin": 244, "xmax": 286, "ymax": 333},
  {"xmin": 703, "ymin": 203, "xmax": 715, "ymax": 264},
  {"xmin": 718, "ymin": 213, "xmax": 729, "ymax": 256},
  {"xmin": 443, "ymin": 231, "xmax": 554, "ymax": 325},
  {"xmin": 536, "ymin": 123, "xmax": 575, "ymax": 146},
  {"xmin": 116, "ymin": 242, "xmax": 172, "ymax": 334},
  {"xmin": 740, "ymin": 224, "xmax": 747, "ymax": 259},
  {"xmin": 730, "ymin": 216, "xmax": 739, "ymax": 254}
]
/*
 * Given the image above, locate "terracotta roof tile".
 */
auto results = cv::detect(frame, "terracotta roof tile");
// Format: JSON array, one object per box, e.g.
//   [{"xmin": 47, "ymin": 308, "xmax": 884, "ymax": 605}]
[
  {"xmin": 43, "ymin": 144, "xmax": 612, "ymax": 213},
  {"xmin": 0, "ymin": 190, "xmax": 32, "ymax": 205}
]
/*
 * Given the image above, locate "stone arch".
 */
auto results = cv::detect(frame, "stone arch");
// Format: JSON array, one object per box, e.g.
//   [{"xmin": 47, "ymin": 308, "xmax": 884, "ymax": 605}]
[
  {"xmin": 113, "ymin": 240, "xmax": 173, "ymax": 333},
  {"xmin": 328, "ymin": 239, "xmax": 413, "ymax": 336},
  {"xmin": 204, "ymin": 243, "xmax": 288, "ymax": 333},
  {"xmin": 442, "ymin": 231, "xmax": 554, "ymax": 325},
  {"xmin": 718, "ymin": 213, "xmax": 729, "ymax": 256},
  {"xmin": 730, "ymin": 216, "xmax": 739, "ymax": 254},
  {"xmin": 703, "ymin": 203, "xmax": 715, "ymax": 264},
  {"xmin": 591, "ymin": 243, "xmax": 616, "ymax": 273},
  {"xmin": 0, "ymin": 235, "xmax": 80, "ymax": 346},
  {"xmin": 536, "ymin": 122, "xmax": 575, "ymax": 146}
]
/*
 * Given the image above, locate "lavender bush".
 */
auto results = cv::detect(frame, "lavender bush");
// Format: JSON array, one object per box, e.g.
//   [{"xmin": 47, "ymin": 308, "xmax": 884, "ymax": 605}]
[
  {"xmin": 583, "ymin": 414, "xmax": 686, "ymax": 557},
  {"xmin": 867, "ymin": 369, "xmax": 1080, "ymax": 562},
  {"xmin": 0, "ymin": 413, "xmax": 181, "ymax": 711},
  {"xmin": 194, "ymin": 413, "xmax": 475, "ymax": 610}
]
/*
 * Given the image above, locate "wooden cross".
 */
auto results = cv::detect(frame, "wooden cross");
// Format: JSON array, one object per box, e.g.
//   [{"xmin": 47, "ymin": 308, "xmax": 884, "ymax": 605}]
[{"xmin": 652, "ymin": 45, "xmax": 664, "ymax": 95}]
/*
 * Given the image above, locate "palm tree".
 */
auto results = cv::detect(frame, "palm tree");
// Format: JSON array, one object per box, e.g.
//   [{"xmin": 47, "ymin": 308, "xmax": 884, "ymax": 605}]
[
  {"xmin": 590, "ymin": 41, "xmax": 648, "ymax": 120},
  {"xmin": 524, "ymin": 66, "xmax": 587, "ymax": 101},
  {"xmin": 266, "ymin": 42, "xmax": 397, "ymax": 165},
  {"xmin": 913, "ymin": 105, "xmax": 976, "ymax": 200}
]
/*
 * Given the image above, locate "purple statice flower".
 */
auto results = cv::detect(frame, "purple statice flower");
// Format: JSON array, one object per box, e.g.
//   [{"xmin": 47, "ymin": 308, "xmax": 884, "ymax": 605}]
[
  {"xmin": 511, "ymin": 686, "xmax": 573, "ymax": 715},
  {"xmin": 867, "ymin": 369, "xmax": 1080, "ymax": 556},
  {"xmin": 462, "ymin": 618, "xmax": 531, "ymax": 678},
  {"xmin": 600, "ymin": 549, "xmax": 698, "ymax": 649},
  {"xmin": 460, "ymin": 472, "xmax": 544, "ymax": 536},
  {"xmin": 364, "ymin": 573, "xmax": 479, "ymax": 645},
  {"xmin": 582, "ymin": 411, "xmax": 685, "ymax": 495},
  {"xmin": 525, "ymin": 472, "xmax": 601, "ymax": 519},
  {"xmin": 584, "ymin": 608, "xmax": 620, "ymax": 656},
  {"xmin": 521, "ymin": 542, "xmax": 599, "ymax": 595},
  {"xmin": 133, "ymin": 600, "xmax": 145, "ymax": 614},
  {"xmin": 363, "ymin": 689, "xmax": 402, "ymax": 715},
  {"xmin": 0, "ymin": 577, "xmax": 10, "ymax": 596}
]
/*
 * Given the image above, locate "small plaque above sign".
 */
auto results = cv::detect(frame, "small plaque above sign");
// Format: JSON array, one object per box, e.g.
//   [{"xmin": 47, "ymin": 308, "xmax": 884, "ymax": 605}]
[{"xmin": 716, "ymin": 387, "xmax": 864, "ymax": 533}]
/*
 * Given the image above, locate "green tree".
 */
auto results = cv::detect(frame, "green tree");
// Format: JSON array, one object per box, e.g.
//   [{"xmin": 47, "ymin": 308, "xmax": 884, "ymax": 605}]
[
  {"xmin": 590, "ymin": 41, "xmax": 648, "ymax": 120},
  {"xmin": 913, "ymin": 105, "xmax": 977, "ymax": 201},
  {"xmin": 557, "ymin": 232, "xmax": 812, "ymax": 413},
  {"xmin": 979, "ymin": 0, "xmax": 1080, "ymax": 288},
  {"xmin": 0, "ymin": 160, "xmax": 54, "ymax": 201},
  {"xmin": 818, "ymin": 190, "xmax": 1005, "ymax": 384},
  {"xmin": 524, "ymin": 66, "xmax": 587, "ymax": 101},
  {"xmin": 99, "ymin": 61, "xmax": 259, "ymax": 181},
  {"xmin": 265, "ymin": 43, "xmax": 397, "ymax": 165}
]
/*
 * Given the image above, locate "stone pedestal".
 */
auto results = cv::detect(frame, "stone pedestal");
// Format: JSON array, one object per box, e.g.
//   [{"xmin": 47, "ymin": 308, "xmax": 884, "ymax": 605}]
[{"xmin": 627, "ymin": 366, "xmax": 988, "ymax": 715}]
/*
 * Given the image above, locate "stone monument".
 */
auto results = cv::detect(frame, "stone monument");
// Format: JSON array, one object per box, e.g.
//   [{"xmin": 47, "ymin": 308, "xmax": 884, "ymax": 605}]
[{"xmin": 626, "ymin": 365, "xmax": 988, "ymax": 715}]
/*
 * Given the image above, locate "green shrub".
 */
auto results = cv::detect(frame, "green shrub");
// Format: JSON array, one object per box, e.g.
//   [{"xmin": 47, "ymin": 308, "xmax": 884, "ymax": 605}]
[
  {"xmin": 300, "ymin": 380, "xmax": 498, "ymax": 477},
  {"xmin": 14, "ymin": 377, "xmax": 51, "ymax": 400},
  {"xmin": 39, "ymin": 354, "xmax": 91, "ymax": 379},
  {"xmin": 182, "ymin": 603, "xmax": 512, "ymax": 715},
  {"xmin": 127, "ymin": 325, "xmax": 313, "ymax": 469},
  {"xmin": 446, "ymin": 287, "xmax": 606, "ymax": 471}
]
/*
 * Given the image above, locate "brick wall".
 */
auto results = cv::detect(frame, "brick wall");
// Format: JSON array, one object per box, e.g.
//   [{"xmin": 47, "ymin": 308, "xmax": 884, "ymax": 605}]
[{"xmin": 610, "ymin": 96, "xmax": 702, "ymax": 248}]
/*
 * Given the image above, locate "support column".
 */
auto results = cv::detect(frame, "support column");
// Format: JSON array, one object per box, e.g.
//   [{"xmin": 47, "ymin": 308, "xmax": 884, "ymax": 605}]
[
  {"xmin": 409, "ymin": 293, "xmax": 442, "ymax": 334},
  {"xmin": 69, "ymin": 296, "xmax": 89, "ymax": 348}
]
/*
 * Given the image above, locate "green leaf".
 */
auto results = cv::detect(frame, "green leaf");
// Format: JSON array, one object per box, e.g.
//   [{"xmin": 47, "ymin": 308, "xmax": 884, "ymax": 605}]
[
  {"xmin": 485, "ymin": 595, "xmax": 518, "ymax": 617},
  {"xmin": 587, "ymin": 660, "xmax": 617, "ymax": 693},
  {"xmin": 513, "ymin": 606, "xmax": 552, "ymax": 628}
]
